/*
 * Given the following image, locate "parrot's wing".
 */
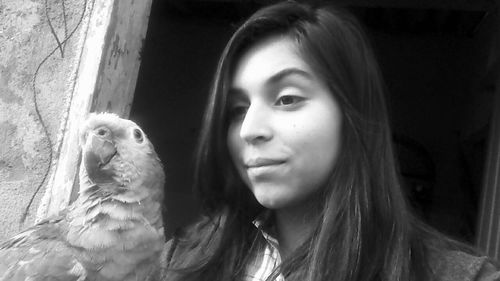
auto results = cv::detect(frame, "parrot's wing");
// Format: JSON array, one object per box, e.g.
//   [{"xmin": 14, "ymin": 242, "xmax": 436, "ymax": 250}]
[
  {"xmin": 0, "ymin": 113, "xmax": 166, "ymax": 281},
  {"xmin": 0, "ymin": 214, "xmax": 87, "ymax": 281}
]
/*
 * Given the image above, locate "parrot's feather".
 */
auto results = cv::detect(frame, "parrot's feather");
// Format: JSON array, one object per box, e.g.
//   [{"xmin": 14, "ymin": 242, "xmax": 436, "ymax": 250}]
[
  {"xmin": 0, "ymin": 214, "xmax": 86, "ymax": 281},
  {"xmin": 0, "ymin": 113, "xmax": 165, "ymax": 281}
]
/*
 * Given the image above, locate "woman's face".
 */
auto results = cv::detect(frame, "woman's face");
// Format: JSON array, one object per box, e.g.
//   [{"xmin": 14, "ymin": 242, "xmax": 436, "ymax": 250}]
[{"xmin": 227, "ymin": 36, "xmax": 342, "ymax": 210}]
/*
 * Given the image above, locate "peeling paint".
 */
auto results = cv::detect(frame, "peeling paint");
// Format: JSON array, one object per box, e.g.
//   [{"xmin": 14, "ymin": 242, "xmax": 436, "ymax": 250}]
[
  {"xmin": 91, "ymin": 0, "xmax": 151, "ymax": 117},
  {"xmin": 109, "ymin": 34, "xmax": 126, "ymax": 70},
  {"xmin": 0, "ymin": 66, "xmax": 23, "ymax": 105},
  {"xmin": 0, "ymin": 103, "xmax": 46, "ymax": 176}
]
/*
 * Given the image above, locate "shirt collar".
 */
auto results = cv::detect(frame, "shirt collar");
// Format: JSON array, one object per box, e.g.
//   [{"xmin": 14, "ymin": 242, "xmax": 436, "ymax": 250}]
[{"xmin": 253, "ymin": 210, "xmax": 280, "ymax": 248}]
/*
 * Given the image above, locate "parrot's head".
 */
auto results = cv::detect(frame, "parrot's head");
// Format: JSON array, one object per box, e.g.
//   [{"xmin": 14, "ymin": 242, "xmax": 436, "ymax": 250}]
[{"xmin": 78, "ymin": 113, "xmax": 165, "ymax": 203}]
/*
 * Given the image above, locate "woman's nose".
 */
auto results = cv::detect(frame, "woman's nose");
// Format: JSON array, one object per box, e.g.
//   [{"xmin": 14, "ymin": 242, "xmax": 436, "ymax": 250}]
[{"xmin": 239, "ymin": 103, "xmax": 272, "ymax": 144}]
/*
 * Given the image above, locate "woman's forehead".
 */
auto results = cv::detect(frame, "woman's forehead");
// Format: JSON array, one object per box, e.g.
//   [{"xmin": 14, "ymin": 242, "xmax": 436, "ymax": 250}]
[{"xmin": 230, "ymin": 36, "xmax": 313, "ymax": 89}]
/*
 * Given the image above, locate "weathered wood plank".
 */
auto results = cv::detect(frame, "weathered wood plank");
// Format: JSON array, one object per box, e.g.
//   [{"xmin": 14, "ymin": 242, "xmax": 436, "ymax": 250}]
[
  {"xmin": 91, "ymin": 0, "xmax": 153, "ymax": 117},
  {"xmin": 475, "ymin": 2, "xmax": 500, "ymax": 258}
]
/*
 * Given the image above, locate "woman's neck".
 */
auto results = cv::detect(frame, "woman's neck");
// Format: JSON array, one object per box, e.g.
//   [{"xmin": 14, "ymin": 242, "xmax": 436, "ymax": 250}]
[{"xmin": 274, "ymin": 200, "xmax": 319, "ymax": 259}]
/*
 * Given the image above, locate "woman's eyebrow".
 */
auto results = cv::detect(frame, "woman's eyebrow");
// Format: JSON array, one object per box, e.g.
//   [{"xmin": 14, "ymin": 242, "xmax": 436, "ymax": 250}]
[
  {"xmin": 227, "ymin": 88, "xmax": 247, "ymax": 103},
  {"xmin": 228, "ymin": 87, "xmax": 245, "ymax": 96},
  {"xmin": 227, "ymin": 67, "xmax": 312, "ymax": 100},
  {"xmin": 267, "ymin": 68, "xmax": 313, "ymax": 85}
]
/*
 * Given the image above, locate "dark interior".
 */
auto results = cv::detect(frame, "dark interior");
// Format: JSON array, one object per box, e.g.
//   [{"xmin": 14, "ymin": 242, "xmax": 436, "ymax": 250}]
[{"xmin": 131, "ymin": 0, "xmax": 498, "ymax": 241}]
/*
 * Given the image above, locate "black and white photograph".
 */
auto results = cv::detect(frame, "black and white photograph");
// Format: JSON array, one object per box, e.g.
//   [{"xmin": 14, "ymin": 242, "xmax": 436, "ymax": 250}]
[{"xmin": 1, "ymin": 0, "xmax": 500, "ymax": 280}]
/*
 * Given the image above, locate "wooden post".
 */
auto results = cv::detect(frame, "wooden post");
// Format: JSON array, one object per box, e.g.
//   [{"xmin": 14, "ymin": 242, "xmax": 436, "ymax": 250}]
[
  {"xmin": 475, "ymin": 3, "xmax": 500, "ymax": 258},
  {"xmin": 476, "ymin": 66, "xmax": 500, "ymax": 258}
]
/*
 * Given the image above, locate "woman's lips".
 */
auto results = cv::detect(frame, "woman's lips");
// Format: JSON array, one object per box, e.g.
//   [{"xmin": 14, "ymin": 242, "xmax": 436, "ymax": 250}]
[
  {"xmin": 245, "ymin": 158, "xmax": 287, "ymax": 177},
  {"xmin": 245, "ymin": 158, "xmax": 286, "ymax": 168}
]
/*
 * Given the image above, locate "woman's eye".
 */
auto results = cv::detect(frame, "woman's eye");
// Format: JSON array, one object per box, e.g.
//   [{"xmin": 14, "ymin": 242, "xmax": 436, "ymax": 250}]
[
  {"xmin": 275, "ymin": 95, "xmax": 304, "ymax": 106},
  {"xmin": 228, "ymin": 106, "xmax": 248, "ymax": 120}
]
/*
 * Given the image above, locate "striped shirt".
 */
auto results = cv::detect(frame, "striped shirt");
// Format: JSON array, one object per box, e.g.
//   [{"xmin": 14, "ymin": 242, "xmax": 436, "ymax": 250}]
[{"xmin": 243, "ymin": 216, "xmax": 285, "ymax": 281}]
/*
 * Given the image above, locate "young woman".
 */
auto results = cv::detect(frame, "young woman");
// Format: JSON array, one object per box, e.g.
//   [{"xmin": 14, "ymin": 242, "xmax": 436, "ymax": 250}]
[{"xmin": 159, "ymin": 2, "xmax": 500, "ymax": 281}]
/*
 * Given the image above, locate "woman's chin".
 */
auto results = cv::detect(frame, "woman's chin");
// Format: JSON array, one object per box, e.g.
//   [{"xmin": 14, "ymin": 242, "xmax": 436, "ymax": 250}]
[
  {"xmin": 254, "ymin": 192, "xmax": 298, "ymax": 210},
  {"xmin": 255, "ymin": 195, "xmax": 287, "ymax": 210}
]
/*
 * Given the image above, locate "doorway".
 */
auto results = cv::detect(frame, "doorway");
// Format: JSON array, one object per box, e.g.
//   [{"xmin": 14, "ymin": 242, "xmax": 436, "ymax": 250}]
[{"xmin": 130, "ymin": 0, "xmax": 499, "ymax": 244}]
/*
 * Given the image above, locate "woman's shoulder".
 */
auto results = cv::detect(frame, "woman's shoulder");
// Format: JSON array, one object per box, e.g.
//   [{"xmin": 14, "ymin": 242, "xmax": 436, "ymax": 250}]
[{"xmin": 431, "ymin": 250, "xmax": 500, "ymax": 281}]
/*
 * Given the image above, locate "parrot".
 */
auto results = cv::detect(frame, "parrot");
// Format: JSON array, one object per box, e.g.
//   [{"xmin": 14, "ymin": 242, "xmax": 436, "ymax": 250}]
[{"xmin": 0, "ymin": 113, "xmax": 166, "ymax": 281}]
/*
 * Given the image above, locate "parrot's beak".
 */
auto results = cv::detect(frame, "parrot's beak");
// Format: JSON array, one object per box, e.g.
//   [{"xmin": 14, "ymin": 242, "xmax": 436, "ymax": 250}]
[{"xmin": 83, "ymin": 131, "xmax": 117, "ymax": 184}]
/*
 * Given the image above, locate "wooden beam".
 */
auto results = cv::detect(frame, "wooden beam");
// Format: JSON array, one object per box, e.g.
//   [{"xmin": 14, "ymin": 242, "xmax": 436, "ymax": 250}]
[
  {"xmin": 475, "ymin": 4, "xmax": 500, "ymax": 258},
  {"xmin": 188, "ymin": 0, "xmax": 496, "ymax": 11},
  {"xmin": 476, "ymin": 62, "xmax": 500, "ymax": 258},
  {"xmin": 90, "ymin": 0, "xmax": 153, "ymax": 117},
  {"xmin": 331, "ymin": 0, "xmax": 495, "ymax": 11}
]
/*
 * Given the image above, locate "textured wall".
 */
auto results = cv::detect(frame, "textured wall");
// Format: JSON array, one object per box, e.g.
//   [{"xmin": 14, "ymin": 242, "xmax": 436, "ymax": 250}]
[{"xmin": 0, "ymin": 0, "xmax": 89, "ymax": 240}]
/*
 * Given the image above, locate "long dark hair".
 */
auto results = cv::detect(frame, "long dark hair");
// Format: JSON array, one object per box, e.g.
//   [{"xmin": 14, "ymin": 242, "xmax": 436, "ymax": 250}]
[{"xmin": 166, "ymin": 2, "xmax": 473, "ymax": 281}]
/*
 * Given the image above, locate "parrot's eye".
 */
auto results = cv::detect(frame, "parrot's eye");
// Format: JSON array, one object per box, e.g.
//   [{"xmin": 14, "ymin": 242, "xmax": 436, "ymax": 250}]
[
  {"xmin": 96, "ymin": 127, "xmax": 110, "ymax": 137},
  {"xmin": 133, "ymin": 128, "xmax": 144, "ymax": 143}
]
